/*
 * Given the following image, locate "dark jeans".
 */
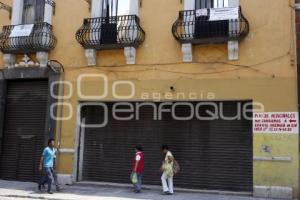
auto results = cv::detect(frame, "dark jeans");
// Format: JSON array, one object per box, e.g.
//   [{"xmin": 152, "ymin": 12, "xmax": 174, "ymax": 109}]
[
  {"xmin": 133, "ymin": 173, "xmax": 143, "ymax": 191},
  {"xmin": 39, "ymin": 167, "xmax": 58, "ymax": 192}
]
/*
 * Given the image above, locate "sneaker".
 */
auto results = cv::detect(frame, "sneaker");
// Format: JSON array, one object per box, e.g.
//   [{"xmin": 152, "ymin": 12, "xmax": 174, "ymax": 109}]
[
  {"xmin": 162, "ymin": 191, "xmax": 169, "ymax": 195},
  {"xmin": 47, "ymin": 191, "xmax": 53, "ymax": 194},
  {"xmin": 134, "ymin": 190, "xmax": 141, "ymax": 193},
  {"xmin": 167, "ymin": 192, "xmax": 174, "ymax": 195}
]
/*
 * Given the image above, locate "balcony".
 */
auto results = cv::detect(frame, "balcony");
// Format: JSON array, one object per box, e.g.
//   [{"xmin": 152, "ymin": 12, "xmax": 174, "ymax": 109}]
[
  {"xmin": 172, "ymin": 7, "xmax": 249, "ymax": 44},
  {"xmin": 0, "ymin": 22, "xmax": 57, "ymax": 54},
  {"xmin": 76, "ymin": 15, "xmax": 145, "ymax": 50}
]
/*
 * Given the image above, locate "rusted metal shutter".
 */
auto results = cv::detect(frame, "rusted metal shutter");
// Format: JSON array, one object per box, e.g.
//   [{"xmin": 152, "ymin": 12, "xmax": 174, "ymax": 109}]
[
  {"xmin": 0, "ymin": 80, "xmax": 48, "ymax": 182},
  {"xmin": 81, "ymin": 101, "xmax": 252, "ymax": 192}
]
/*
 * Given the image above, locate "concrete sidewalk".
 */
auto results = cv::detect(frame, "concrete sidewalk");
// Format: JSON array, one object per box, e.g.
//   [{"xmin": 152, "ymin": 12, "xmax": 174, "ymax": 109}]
[{"xmin": 0, "ymin": 180, "xmax": 271, "ymax": 200}]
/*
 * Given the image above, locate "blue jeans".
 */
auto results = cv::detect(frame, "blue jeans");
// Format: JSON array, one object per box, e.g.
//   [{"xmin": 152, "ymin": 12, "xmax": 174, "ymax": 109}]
[
  {"xmin": 133, "ymin": 173, "xmax": 143, "ymax": 191},
  {"xmin": 39, "ymin": 167, "xmax": 57, "ymax": 192}
]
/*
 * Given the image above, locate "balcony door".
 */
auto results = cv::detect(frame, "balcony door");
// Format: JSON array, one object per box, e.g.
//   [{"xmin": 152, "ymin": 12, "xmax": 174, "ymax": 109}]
[
  {"xmin": 102, "ymin": 0, "xmax": 118, "ymax": 17},
  {"xmin": 194, "ymin": 0, "xmax": 230, "ymax": 39},
  {"xmin": 101, "ymin": 0, "xmax": 131, "ymax": 17},
  {"xmin": 22, "ymin": 0, "xmax": 45, "ymax": 24},
  {"xmin": 195, "ymin": 0, "xmax": 229, "ymax": 9},
  {"xmin": 99, "ymin": 0, "xmax": 133, "ymax": 44}
]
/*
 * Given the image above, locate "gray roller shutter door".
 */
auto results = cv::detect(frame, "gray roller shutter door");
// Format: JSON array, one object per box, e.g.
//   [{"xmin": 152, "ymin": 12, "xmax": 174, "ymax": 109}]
[
  {"xmin": 81, "ymin": 101, "xmax": 253, "ymax": 192},
  {"xmin": 0, "ymin": 78, "xmax": 6, "ymax": 157},
  {"xmin": 0, "ymin": 80, "xmax": 48, "ymax": 182}
]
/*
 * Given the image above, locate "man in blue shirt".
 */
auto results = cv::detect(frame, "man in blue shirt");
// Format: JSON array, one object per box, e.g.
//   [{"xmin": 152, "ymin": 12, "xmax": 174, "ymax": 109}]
[{"xmin": 38, "ymin": 139, "xmax": 60, "ymax": 194}]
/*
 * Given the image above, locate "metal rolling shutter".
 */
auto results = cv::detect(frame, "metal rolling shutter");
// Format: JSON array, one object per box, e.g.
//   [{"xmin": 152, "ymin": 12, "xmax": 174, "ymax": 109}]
[
  {"xmin": 0, "ymin": 79, "xmax": 6, "ymax": 157},
  {"xmin": 0, "ymin": 80, "xmax": 48, "ymax": 182},
  {"xmin": 81, "ymin": 101, "xmax": 252, "ymax": 192}
]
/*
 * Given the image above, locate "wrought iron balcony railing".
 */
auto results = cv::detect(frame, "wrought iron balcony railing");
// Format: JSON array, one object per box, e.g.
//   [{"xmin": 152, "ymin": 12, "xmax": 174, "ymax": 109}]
[
  {"xmin": 0, "ymin": 22, "xmax": 57, "ymax": 54},
  {"xmin": 172, "ymin": 7, "xmax": 249, "ymax": 44},
  {"xmin": 76, "ymin": 15, "xmax": 145, "ymax": 50}
]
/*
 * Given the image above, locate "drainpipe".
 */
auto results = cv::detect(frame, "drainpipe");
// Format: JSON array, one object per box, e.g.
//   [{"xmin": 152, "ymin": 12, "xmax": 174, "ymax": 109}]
[
  {"xmin": 47, "ymin": 60, "xmax": 65, "ymax": 172},
  {"xmin": 295, "ymin": 2, "xmax": 300, "ymax": 197}
]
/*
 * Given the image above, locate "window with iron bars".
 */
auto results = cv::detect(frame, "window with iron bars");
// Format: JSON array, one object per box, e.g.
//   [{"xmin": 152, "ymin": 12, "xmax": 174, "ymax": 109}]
[
  {"xmin": 98, "ymin": 0, "xmax": 136, "ymax": 45},
  {"xmin": 194, "ymin": 0, "xmax": 231, "ymax": 40}
]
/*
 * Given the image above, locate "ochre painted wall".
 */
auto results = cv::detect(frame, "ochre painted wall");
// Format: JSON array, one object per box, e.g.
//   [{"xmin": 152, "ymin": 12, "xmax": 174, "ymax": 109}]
[
  {"xmin": 54, "ymin": 0, "xmax": 298, "ymax": 196},
  {"xmin": 49, "ymin": 0, "xmax": 299, "ymax": 197},
  {"xmin": 56, "ymin": 74, "xmax": 299, "ymax": 196},
  {"xmin": 254, "ymin": 134, "xmax": 298, "ymax": 192},
  {"xmin": 0, "ymin": 0, "xmax": 298, "ymax": 197}
]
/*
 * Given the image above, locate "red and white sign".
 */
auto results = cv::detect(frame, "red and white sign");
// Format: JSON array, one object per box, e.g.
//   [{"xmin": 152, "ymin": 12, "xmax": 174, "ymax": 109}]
[{"xmin": 253, "ymin": 112, "xmax": 299, "ymax": 134}]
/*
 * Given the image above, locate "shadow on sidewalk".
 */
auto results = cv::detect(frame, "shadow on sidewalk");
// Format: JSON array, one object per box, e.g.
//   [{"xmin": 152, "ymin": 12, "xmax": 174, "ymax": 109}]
[{"xmin": 0, "ymin": 180, "xmax": 265, "ymax": 200}]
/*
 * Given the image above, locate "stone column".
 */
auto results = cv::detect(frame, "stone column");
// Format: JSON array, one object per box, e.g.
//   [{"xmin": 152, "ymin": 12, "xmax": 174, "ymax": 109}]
[
  {"xmin": 4, "ymin": 0, "xmax": 24, "ymax": 68},
  {"xmin": 181, "ymin": 0, "xmax": 195, "ymax": 62},
  {"xmin": 123, "ymin": 0, "xmax": 139, "ymax": 65},
  {"xmin": 228, "ymin": 0, "xmax": 239, "ymax": 60},
  {"xmin": 37, "ymin": 0, "xmax": 55, "ymax": 67},
  {"xmin": 84, "ymin": 0, "xmax": 103, "ymax": 66}
]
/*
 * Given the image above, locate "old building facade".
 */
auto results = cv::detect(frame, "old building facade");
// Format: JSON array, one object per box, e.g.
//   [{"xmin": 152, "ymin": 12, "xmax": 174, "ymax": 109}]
[{"xmin": 0, "ymin": 0, "xmax": 299, "ymax": 198}]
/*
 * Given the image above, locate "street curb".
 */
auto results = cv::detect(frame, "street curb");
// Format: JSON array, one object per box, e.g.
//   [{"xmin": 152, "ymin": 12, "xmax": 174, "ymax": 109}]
[
  {"xmin": 0, "ymin": 194, "xmax": 69, "ymax": 200},
  {"xmin": 76, "ymin": 181, "xmax": 252, "ymax": 196}
]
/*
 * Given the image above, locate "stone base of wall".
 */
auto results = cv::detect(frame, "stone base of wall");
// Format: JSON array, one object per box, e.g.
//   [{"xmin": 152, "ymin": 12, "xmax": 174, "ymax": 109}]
[
  {"xmin": 254, "ymin": 186, "xmax": 293, "ymax": 199},
  {"xmin": 57, "ymin": 174, "xmax": 74, "ymax": 186}
]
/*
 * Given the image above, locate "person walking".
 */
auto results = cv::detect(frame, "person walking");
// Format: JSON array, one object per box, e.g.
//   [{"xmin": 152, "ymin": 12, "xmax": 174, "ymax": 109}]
[
  {"xmin": 132, "ymin": 145, "xmax": 144, "ymax": 193},
  {"xmin": 161, "ymin": 145, "xmax": 174, "ymax": 195},
  {"xmin": 38, "ymin": 139, "xmax": 60, "ymax": 194}
]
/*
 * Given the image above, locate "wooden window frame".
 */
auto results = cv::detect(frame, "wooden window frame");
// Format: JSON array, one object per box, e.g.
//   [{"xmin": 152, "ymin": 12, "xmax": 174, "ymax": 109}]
[{"xmin": 22, "ymin": 0, "xmax": 45, "ymax": 24}]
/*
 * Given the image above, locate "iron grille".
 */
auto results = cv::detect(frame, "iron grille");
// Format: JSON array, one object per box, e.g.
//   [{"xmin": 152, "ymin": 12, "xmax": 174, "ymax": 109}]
[
  {"xmin": 0, "ymin": 22, "xmax": 57, "ymax": 54},
  {"xmin": 172, "ymin": 7, "xmax": 249, "ymax": 44},
  {"xmin": 76, "ymin": 15, "xmax": 145, "ymax": 50}
]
